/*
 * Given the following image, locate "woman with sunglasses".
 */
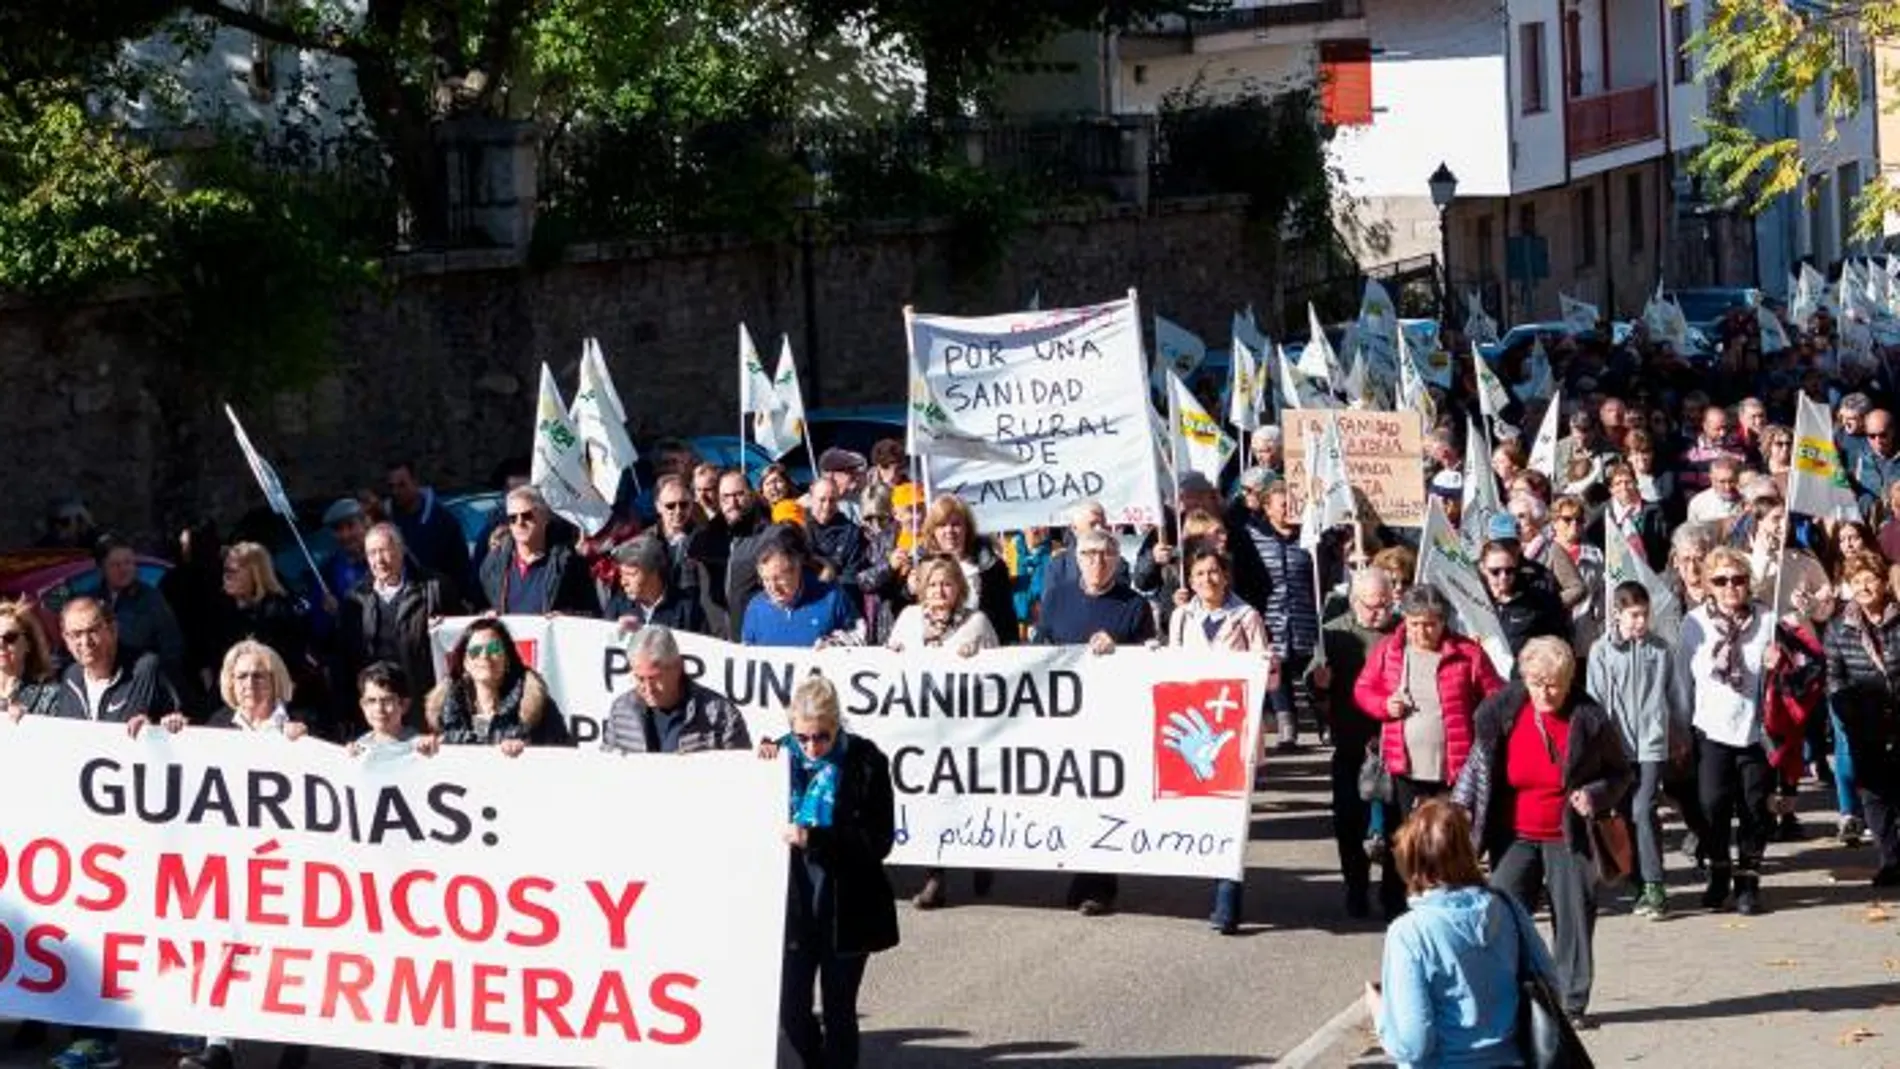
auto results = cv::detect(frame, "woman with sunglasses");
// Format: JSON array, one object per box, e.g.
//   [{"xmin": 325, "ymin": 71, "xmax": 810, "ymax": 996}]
[
  {"xmin": 759, "ymin": 676, "xmax": 898, "ymax": 1069},
  {"xmin": 424, "ymin": 619, "xmax": 572, "ymax": 753},
  {"xmin": 0, "ymin": 601, "xmax": 60, "ymax": 720},
  {"xmin": 1679, "ymin": 547, "xmax": 1778, "ymax": 914}
]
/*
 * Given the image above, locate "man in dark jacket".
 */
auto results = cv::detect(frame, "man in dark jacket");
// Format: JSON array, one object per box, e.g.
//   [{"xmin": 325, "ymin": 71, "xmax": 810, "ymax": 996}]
[
  {"xmin": 1306, "ymin": 569, "xmax": 1398, "ymax": 918},
  {"xmin": 478, "ymin": 487, "xmax": 601, "ymax": 617},
  {"xmin": 806, "ymin": 476, "xmax": 867, "ymax": 587},
  {"xmin": 1244, "ymin": 476, "xmax": 1322, "ymax": 751},
  {"xmin": 1480, "ymin": 537, "xmax": 1571, "ymax": 655},
  {"xmin": 95, "ymin": 535, "xmax": 186, "ymax": 686},
  {"xmin": 606, "ymin": 537, "xmax": 713, "ymax": 637},
  {"xmin": 53, "ymin": 597, "xmax": 182, "ymax": 724},
  {"xmin": 387, "ymin": 460, "xmax": 472, "ymax": 590},
  {"xmin": 601, "ymin": 626, "xmax": 750, "ymax": 754},
  {"xmin": 335, "ymin": 523, "xmax": 463, "ymax": 735}
]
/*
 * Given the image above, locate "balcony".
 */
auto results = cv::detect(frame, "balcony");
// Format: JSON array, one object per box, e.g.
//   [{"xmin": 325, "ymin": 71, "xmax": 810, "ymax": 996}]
[
  {"xmin": 1125, "ymin": 0, "xmax": 1366, "ymax": 50},
  {"xmin": 1565, "ymin": 83, "xmax": 1660, "ymax": 159}
]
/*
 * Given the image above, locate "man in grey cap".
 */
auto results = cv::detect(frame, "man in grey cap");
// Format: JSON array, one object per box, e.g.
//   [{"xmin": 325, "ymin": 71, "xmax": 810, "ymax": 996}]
[
  {"xmin": 815, "ymin": 448, "xmax": 867, "ymax": 522},
  {"xmin": 318, "ymin": 497, "xmax": 371, "ymax": 614}
]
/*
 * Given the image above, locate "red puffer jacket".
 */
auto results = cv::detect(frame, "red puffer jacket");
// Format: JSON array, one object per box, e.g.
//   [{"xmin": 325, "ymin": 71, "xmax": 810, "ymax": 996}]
[{"xmin": 1354, "ymin": 630, "xmax": 1506, "ymax": 782}]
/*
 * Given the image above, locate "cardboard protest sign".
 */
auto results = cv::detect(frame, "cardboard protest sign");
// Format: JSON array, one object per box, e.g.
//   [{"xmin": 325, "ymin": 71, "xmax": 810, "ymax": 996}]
[{"xmin": 1281, "ymin": 410, "xmax": 1427, "ymax": 527}]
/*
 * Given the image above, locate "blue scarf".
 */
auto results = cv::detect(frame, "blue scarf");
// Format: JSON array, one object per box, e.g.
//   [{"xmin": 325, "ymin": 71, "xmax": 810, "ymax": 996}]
[{"xmin": 787, "ymin": 730, "xmax": 848, "ymax": 828}]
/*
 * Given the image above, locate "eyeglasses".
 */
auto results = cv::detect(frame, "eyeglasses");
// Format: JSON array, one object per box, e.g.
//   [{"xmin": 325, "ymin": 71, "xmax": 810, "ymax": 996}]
[
  {"xmin": 465, "ymin": 639, "xmax": 508, "ymax": 658},
  {"xmin": 507, "ymin": 511, "xmax": 538, "ymax": 526},
  {"xmin": 1078, "ymin": 549, "xmax": 1110, "ymax": 560},
  {"xmin": 0, "ymin": 631, "xmax": 24, "ymax": 647},
  {"xmin": 1708, "ymin": 574, "xmax": 1748, "ymax": 588},
  {"xmin": 659, "ymin": 501, "xmax": 691, "ymax": 511},
  {"xmin": 63, "ymin": 623, "xmax": 107, "ymax": 642},
  {"xmin": 793, "ymin": 731, "xmax": 834, "ymax": 745},
  {"xmin": 1554, "ymin": 514, "xmax": 1581, "ymax": 524}
]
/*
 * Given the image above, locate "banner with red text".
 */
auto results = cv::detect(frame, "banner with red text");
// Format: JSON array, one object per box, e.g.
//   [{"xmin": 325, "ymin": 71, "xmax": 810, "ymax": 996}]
[
  {"xmin": 433, "ymin": 618, "xmax": 1270, "ymax": 880},
  {"xmin": 0, "ymin": 717, "xmax": 786, "ymax": 1066}
]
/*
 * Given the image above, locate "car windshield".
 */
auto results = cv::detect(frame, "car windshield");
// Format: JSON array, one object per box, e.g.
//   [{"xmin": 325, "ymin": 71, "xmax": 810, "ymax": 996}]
[{"xmin": 1673, "ymin": 292, "xmax": 1748, "ymax": 323}]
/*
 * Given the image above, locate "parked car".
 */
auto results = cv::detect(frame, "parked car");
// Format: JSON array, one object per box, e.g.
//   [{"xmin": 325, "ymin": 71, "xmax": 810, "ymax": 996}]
[
  {"xmin": 1667, "ymin": 287, "xmax": 1762, "ymax": 336},
  {"xmin": 686, "ymin": 435, "xmax": 814, "ymax": 488},
  {"xmin": 0, "ymin": 549, "xmax": 171, "ymax": 651},
  {"xmin": 803, "ymin": 406, "xmax": 907, "ymax": 460},
  {"xmin": 441, "ymin": 491, "xmax": 505, "ymax": 557}
]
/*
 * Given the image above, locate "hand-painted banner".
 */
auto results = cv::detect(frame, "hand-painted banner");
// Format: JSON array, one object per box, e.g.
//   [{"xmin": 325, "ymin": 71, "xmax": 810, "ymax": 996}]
[
  {"xmin": 1281, "ymin": 409, "xmax": 1426, "ymax": 527},
  {"xmin": 0, "ymin": 717, "xmax": 786, "ymax": 1067},
  {"xmin": 432, "ymin": 619, "xmax": 1269, "ymax": 880},
  {"xmin": 906, "ymin": 295, "xmax": 1164, "ymax": 532}
]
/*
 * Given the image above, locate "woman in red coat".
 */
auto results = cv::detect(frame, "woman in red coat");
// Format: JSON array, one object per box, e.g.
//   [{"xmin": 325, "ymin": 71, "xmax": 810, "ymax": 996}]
[{"xmin": 1355, "ymin": 583, "xmax": 1507, "ymax": 916}]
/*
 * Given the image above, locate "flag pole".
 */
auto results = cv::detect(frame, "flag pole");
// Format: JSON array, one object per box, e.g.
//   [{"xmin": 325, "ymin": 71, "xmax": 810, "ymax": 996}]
[
  {"xmin": 1165, "ymin": 372, "xmax": 1187, "ymax": 594},
  {"xmin": 737, "ymin": 331, "xmax": 749, "ymax": 481}
]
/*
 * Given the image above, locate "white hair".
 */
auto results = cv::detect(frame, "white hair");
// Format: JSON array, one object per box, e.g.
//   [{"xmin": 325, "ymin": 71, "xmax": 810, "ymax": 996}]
[{"xmin": 628, "ymin": 625, "xmax": 682, "ymax": 664}]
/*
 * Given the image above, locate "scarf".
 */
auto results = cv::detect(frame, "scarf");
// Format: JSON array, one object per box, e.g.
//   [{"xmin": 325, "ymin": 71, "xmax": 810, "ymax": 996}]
[
  {"xmin": 1709, "ymin": 603, "xmax": 1757, "ymax": 691},
  {"xmin": 787, "ymin": 731, "xmax": 849, "ymax": 828},
  {"xmin": 922, "ymin": 606, "xmax": 971, "ymax": 647}
]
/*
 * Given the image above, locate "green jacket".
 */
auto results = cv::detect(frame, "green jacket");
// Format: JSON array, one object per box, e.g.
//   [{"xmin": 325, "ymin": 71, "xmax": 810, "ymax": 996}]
[{"xmin": 1305, "ymin": 609, "xmax": 1395, "ymax": 741}]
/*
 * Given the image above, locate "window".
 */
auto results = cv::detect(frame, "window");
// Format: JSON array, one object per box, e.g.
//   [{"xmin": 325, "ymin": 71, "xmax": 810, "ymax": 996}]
[
  {"xmin": 1625, "ymin": 172, "xmax": 1645, "ymax": 255},
  {"xmin": 1670, "ymin": 4, "xmax": 1693, "ymax": 84},
  {"xmin": 1476, "ymin": 215, "xmax": 1496, "ymax": 280},
  {"xmin": 1320, "ymin": 40, "xmax": 1374, "ymax": 126},
  {"xmin": 1575, "ymin": 188, "xmax": 1598, "ymax": 268},
  {"xmin": 1563, "ymin": 10, "xmax": 1583, "ymax": 98},
  {"xmin": 1520, "ymin": 23, "xmax": 1548, "ymax": 114},
  {"xmin": 1808, "ymin": 176, "xmax": 1831, "ymax": 263},
  {"xmin": 1519, "ymin": 201, "xmax": 1538, "ymax": 238}
]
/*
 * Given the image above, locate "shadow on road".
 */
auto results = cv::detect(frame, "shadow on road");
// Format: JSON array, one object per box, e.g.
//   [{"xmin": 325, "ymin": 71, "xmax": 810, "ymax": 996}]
[
  {"xmin": 1589, "ymin": 980, "xmax": 1900, "ymax": 1026},
  {"xmin": 859, "ymin": 1027, "xmax": 1275, "ymax": 1067}
]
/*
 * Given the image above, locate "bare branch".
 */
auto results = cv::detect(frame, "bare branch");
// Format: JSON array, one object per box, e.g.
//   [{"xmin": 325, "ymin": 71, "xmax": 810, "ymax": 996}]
[{"xmin": 182, "ymin": 0, "xmax": 370, "ymax": 62}]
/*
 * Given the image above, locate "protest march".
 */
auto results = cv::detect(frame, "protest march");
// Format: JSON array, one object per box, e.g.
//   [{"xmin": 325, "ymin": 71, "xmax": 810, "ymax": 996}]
[{"xmin": 2, "ymin": 271, "xmax": 1899, "ymax": 1069}]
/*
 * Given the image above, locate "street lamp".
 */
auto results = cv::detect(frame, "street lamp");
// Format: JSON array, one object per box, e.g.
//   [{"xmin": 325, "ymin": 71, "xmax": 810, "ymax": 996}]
[{"xmin": 1429, "ymin": 162, "xmax": 1459, "ymax": 326}]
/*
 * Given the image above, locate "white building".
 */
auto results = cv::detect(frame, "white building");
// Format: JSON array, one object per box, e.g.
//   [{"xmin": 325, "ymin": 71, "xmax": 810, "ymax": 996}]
[{"xmin": 1003, "ymin": 0, "xmax": 1731, "ymax": 322}]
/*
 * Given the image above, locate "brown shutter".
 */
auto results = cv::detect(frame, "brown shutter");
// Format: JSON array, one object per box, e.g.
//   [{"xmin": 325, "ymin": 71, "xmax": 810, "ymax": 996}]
[{"xmin": 1320, "ymin": 40, "xmax": 1374, "ymax": 126}]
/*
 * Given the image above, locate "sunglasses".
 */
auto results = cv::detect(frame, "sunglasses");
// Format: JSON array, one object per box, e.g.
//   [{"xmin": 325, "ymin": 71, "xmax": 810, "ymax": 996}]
[
  {"xmin": 507, "ymin": 511, "xmax": 538, "ymax": 525},
  {"xmin": 1708, "ymin": 574, "xmax": 1748, "ymax": 588},
  {"xmin": 465, "ymin": 639, "xmax": 508, "ymax": 658},
  {"xmin": 659, "ymin": 501, "xmax": 691, "ymax": 511},
  {"xmin": 0, "ymin": 631, "xmax": 24, "ymax": 647},
  {"xmin": 793, "ymin": 731, "xmax": 834, "ymax": 745}
]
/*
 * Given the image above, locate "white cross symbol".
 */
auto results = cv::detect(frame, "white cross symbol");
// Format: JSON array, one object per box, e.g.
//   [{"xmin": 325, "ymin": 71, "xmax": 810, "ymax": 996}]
[{"xmin": 1203, "ymin": 685, "xmax": 1241, "ymax": 726}]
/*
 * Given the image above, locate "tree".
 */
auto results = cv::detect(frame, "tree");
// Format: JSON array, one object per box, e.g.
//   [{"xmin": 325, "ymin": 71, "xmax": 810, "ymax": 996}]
[{"xmin": 1691, "ymin": 0, "xmax": 1900, "ymax": 241}]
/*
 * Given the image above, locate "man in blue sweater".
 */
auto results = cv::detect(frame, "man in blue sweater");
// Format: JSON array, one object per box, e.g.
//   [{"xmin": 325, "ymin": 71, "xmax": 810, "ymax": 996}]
[
  {"xmin": 1037, "ymin": 527, "xmax": 1156, "ymax": 916},
  {"xmin": 741, "ymin": 543, "xmax": 863, "ymax": 648}
]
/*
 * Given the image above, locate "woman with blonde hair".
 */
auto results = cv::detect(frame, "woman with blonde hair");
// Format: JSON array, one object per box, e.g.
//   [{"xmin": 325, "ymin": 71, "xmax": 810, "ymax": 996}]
[
  {"xmin": 214, "ymin": 542, "xmax": 320, "ymax": 725},
  {"xmin": 1369, "ymin": 798, "xmax": 1558, "ymax": 1066},
  {"xmin": 0, "ymin": 601, "xmax": 59, "ymax": 719},
  {"xmin": 913, "ymin": 494, "xmax": 1019, "ymax": 644},
  {"xmin": 759, "ymin": 676, "xmax": 898, "ymax": 1069},
  {"xmin": 1453, "ymin": 636, "xmax": 1630, "ymax": 1028}
]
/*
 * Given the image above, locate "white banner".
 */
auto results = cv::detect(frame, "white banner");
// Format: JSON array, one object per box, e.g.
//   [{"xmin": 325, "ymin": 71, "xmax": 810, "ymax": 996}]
[
  {"xmin": 906, "ymin": 295, "xmax": 1164, "ymax": 531},
  {"xmin": 0, "ymin": 717, "xmax": 786, "ymax": 1067},
  {"xmin": 433, "ymin": 619, "xmax": 1268, "ymax": 880}
]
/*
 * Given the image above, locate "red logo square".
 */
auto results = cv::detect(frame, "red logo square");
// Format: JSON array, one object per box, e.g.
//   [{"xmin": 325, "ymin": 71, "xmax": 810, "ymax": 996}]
[
  {"xmin": 1152, "ymin": 679, "xmax": 1251, "ymax": 799},
  {"xmin": 515, "ymin": 638, "xmax": 540, "ymax": 669}
]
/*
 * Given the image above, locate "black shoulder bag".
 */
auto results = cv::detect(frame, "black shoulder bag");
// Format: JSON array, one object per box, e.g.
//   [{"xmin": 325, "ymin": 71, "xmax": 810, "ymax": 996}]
[{"xmin": 1490, "ymin": 888, "xmax": 1595, "ymax": 1068}]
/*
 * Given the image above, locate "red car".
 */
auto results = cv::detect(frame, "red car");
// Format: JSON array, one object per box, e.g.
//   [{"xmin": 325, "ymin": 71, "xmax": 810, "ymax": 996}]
[{"xmin": 0, "ymin": 549, "xmax": 172, "ymax": 650}]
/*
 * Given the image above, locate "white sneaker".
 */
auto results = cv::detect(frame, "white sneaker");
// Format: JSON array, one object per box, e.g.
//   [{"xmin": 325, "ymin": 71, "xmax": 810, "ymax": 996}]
[{"xmin": 1840, "ymin": 813, "xmax": 1866, "ymax": 847}]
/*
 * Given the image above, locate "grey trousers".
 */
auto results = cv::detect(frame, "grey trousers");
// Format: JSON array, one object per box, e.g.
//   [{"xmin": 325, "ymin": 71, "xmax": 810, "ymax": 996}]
[
  {"xmin": 1621, "ymin": 760, "xmax": 1667, "ymax": 885},
  {"xmin": 1491, "ymin": 838, "xmax": 1598, "ymax": 1015}
]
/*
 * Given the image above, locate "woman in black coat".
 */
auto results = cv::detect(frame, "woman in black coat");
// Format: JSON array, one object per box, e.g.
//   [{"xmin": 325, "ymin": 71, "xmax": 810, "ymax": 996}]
[
  {"xmin": 1452, "ymin": 636, "xmax": 1632, "ymax": 1028},
  {"xmin": 761, "ymin": 675, "xmax": 899, "ymax": 1069}
]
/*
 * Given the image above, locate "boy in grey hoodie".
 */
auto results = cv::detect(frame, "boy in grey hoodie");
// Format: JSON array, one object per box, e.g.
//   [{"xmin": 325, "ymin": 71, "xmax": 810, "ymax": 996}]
[{"xmin": 1586, "ymin": 582, "xmax": 1690, "ymax": 917}]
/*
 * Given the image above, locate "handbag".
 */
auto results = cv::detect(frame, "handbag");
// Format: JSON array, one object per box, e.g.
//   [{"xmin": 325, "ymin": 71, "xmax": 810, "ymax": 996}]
[
  {"xmin": 1491, "ymin": 889, "xmax": 1595, "ymax": 1069},
  {"xmin": 1588, "ymin": 814, "xmax": 1635, "ymax": 887},
  {"xmin": 1357, "ymin": 749, "xmax": 1394, "ymax": 804}
]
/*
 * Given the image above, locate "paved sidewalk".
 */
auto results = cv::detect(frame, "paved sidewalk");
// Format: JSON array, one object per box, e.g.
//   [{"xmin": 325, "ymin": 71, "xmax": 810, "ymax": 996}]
[{"xmin": 1324, "ymin": 802, "xmax": 1900, "ymax": 1067}]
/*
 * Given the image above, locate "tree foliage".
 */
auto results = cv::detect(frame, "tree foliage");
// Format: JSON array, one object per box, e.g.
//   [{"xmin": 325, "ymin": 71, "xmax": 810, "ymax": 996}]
[{"xmin": 1691, "ymin": 0, "xmax": 1900, "ymax": 241}]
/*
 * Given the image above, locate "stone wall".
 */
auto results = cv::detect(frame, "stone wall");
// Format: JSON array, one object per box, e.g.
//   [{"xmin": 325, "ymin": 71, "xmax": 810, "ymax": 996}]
[{"xmin": 0, "ymin": 196, "xmax": 1269, "ymax": 548}]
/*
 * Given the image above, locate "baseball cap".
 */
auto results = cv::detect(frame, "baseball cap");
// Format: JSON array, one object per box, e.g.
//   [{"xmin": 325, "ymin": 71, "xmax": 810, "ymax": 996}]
[
  {"xmin": 1486, "ymin": 512, "xmax": 1520, "ymax": 542},
  {"xmin": 819, "ymin": 448, "xmax": 867, "ymax": 474},
  {"xmin": 322, "ymin": 498, "xmax": 364, "ymax": 526}
]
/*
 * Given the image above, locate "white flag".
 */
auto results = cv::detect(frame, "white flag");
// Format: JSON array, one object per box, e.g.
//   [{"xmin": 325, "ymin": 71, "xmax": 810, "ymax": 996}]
[
  {"xmin": 1228, "ymin": 334, "xmax": 1266, "ymax": 431},
  {"xmin": 225, "ymin": 405, "xmax": 295, "ymax": 521},
  {"xmin": 1396, "ymin": 325, "xmax": 1436, "ymax": 426},
  {"xmin": 1800, "ymin": 262, "xmax": 1831, "ymax": 324},
  {"xmin": 1152, "ymin": 315, "xmax": 1207, "ymax": 392},
  {"xmin": 1790, "ymin": 393, "xmax": 1861, "ymax": 522},
  {"xmin": 739, "ymin": 324, "xmax": 780, "ymax": 417},
  {"xmin": 1355, "ymin": 280, "xmax": 1401, "ymax": 393},
  {"xmin": 1757, "ymin": 305, "xmax": 1792, "ymax": 354},
  {"xmin": 1527, "ymin": 387, "xmax": 1563, "ymax": 479},
  {"xmin": 752, "ymin": 337, "xmax": 808, "ymax": 460},
  {"xmin": 1417, "ymin": 499, "xmax": 1513, "ymax": 677},
  {"xmin": 1300, "ymin": 409, "xmax": 1357, "ymax": 551},
  {"xmin": 570, "ymin": 338, "xmax": 639, "ymax": 505},
  {"xmin": 1560, "ymin": 293, "xmax": 1600, "ymax": 334},
  {"xmin": 1169, "ymin": 371, "xmax": 1236, "ymax": 485},
  {"xmin": 1473, "ymin": 343, "xmax": 1512, "ymax": 422},
  {"xmin": 1464, "ymin": 291, "xmax": 1499, "ymax": 345},
  {"xmin": 1276, "ymin": 343, "xmax": 1337, "ymax": 412},
  {"xmin": 531, "ymin": 364, "xmax": 612, "ymax": 535},
  {"xmin": 1026, "ymin": 289, "xmax": 1041, "ymax": 312},
  {"xmin": 1295, "ymin": 303, "xmax": 1340, "ymax": 384},
  {"xmin": 1460, "ymin": 417, "xmax": 1501, "ymax": 550},
  {"xmin": 1233, "ymin": 307, "xmax": 1269, "ymax": 359}
]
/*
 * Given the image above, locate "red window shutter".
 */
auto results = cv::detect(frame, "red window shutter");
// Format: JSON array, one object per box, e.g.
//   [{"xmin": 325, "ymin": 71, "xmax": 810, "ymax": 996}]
[{"xmin": 1321, "ymin": 40, "xmax": 1374, "ymax": 126}]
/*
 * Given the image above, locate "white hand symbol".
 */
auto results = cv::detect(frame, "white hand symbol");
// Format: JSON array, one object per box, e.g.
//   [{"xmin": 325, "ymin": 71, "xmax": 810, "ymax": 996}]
[{"xmin": 1162, "ymin": 708, "xmax": 1237, "ymax": 782}]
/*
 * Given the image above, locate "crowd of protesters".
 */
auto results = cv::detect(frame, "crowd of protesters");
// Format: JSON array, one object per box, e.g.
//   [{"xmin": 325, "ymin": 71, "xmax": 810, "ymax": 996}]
[{"xmin": 11, "ymin": 293, "xmax": 1900, "ymax": 1068}]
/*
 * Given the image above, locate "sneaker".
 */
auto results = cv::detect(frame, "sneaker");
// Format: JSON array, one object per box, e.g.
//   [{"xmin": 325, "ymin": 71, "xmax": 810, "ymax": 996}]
[
  {"xmin": 50, "ymin": 1040, "xmax": 122, "ymax": 1069},
  {"xmin": 1632, "ymin": 883, "xmax": 1668, "ymax": 919},
  {"xmin": 179, "ymin": 1046, "xmax": 234, "ymax": 1069},
  {"xmin": 1841, "ymin": 814, "xmax": 1866, "ymax": 847},
  {"xmin": 1364, "ymin": 835, "xmax": 1391, "ymax": 865},
  {"xmin": 1077, "ymin": 897, "xmax": 1113, "ymax": 917},
  {"xmin": 912, "ymin": 875, "xmax": 946, "ymax": 911}
]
